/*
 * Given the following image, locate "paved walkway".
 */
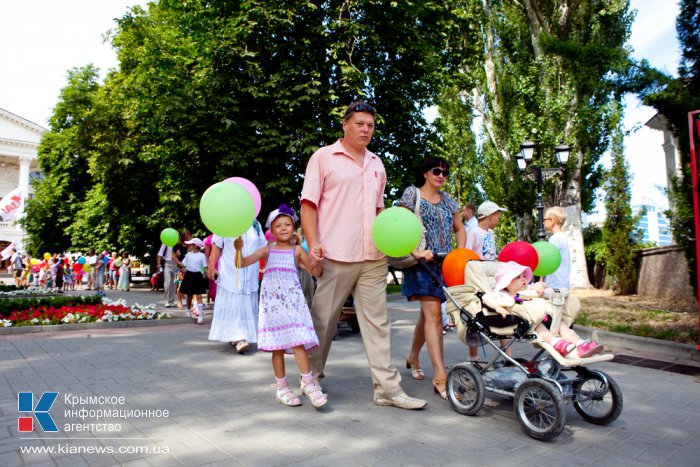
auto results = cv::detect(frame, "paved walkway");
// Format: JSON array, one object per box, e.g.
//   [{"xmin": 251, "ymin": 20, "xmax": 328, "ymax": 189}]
[{"xmin": 1, "ymin": 286, "xmax": 699, "ymax": 466}]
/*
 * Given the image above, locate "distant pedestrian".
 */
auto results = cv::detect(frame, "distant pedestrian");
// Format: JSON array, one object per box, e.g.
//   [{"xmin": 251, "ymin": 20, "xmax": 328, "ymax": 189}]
[
  {"xmin": 117, "ymin": 252, "xmax": 131, "ymax": 291},
  {"xmin": 462, "ymin": 202, "xmax": 478, "ymax": 232},
  {"xmin": 10, "ymin": 249, "xmax": 23, "ymax": 286},
  {"xmin": 175, "ymin": 238, "xmax": 208, "ymax": 324},
  {"xmin": 157, "ymin": 232, "xmax": 180, "ymax": 308},
  {"xmin": 107, "ymin": 251, "xmax": 118, "ymax": 289},
  {"xmin": 86, "ymin": 249, "xmax": 98, "ymax": 290}
]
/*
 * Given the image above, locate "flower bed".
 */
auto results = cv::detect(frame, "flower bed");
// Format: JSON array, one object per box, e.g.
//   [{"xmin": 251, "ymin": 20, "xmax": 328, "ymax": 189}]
[
  {"xmin": 1, "ymin": 298, "xmax": 170, "ymax": 327},
  {"xmin": 0, "ymin": 286, "xmax": 58, "ymax": 299},
  {"xmin": 0, "ymin": 294, "xmax": 103, "ymax": 318}
]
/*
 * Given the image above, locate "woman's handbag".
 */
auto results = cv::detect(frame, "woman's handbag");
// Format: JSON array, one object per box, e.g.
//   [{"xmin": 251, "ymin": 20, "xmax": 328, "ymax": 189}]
[{"xmin": 387, "ymin": 186, "xmax": 426, "ymax": 269}]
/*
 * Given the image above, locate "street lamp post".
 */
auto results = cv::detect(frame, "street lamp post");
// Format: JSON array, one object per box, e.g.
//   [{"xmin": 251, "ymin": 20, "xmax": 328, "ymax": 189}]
[{"xmin": 516, "ymin": 140, "xmax": 571, "ymax": 240}]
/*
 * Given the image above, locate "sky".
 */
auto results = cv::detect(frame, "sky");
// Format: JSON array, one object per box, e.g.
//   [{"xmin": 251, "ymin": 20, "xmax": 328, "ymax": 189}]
[{"xmin": 0, "ymin": 0, "xmax": 682, "ymax": 215}]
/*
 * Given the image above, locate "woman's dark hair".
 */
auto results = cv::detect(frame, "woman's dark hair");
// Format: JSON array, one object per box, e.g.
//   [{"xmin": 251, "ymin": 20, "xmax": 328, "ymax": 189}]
[{"xmin": 414, "ymin": 156, "xmax": 449, "ymax": 187}]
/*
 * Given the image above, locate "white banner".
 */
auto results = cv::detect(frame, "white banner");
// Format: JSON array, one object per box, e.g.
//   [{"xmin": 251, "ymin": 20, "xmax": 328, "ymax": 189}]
[
  {"xmin": 0, "ymin": 187, "xmax": 23, "ymax": 222},
  {"xmin": 0, "ymin": 241, "xmax": 15, "ymax": 260}
]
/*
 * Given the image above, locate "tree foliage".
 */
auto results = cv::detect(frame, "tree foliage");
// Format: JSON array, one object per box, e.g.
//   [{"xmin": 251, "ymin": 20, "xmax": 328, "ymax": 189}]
[
  {"xmin": 26, "ymin": 0, "xmax": 461, "ymax": 259},
  {"xmin": 22, "ymin": 65, "xmax": 101, "ymax": 254},
  {"xmin": 602, "ymin": 105, "xmax": 640, "ymax": 294},
  {"xmin": 25, "ymin": 0, "xmax": 642, "ymax": 284},
  {"xmin": 630, "ymin": 0, "xmax": 700, "ymax": 292}
]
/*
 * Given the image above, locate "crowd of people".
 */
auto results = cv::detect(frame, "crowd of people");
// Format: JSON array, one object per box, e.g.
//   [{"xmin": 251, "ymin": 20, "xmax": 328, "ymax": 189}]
[
  {"xmin": 5, "ymin": 101, "xmax": 591, "ymax": 411},
  {"xmin": 7, "ymin": 248, "xmax": 133, "ymax": 295}
]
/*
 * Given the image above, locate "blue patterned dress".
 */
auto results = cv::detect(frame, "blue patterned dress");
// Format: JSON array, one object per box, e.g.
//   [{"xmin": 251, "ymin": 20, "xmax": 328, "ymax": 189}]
[{"xmin": 257, "ymin": 247, "xmax": 319, "ymax": 352}]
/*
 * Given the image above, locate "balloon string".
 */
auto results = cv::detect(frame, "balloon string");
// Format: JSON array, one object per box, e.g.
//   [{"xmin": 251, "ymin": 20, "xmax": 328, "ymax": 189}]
[{"xmin": 235, "ymin": 237, "xmax": 242, "ymax": 289}]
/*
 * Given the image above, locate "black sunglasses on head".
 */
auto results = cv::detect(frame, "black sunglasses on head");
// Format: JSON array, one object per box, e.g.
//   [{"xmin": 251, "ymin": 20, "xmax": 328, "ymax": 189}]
[
  {"xmin": 430, "ymin": 168, "xmax": 449, "ymax": 177},
  {"xmin": 344, "ymin": 104, "xmax": 376, "ymax": 117}
]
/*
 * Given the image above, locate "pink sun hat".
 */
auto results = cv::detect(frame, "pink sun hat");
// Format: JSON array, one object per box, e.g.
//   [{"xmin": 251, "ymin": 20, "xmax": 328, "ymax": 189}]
[{"xmin": 494, "ymin": 261, "xmax": 533, "ymax": 292}]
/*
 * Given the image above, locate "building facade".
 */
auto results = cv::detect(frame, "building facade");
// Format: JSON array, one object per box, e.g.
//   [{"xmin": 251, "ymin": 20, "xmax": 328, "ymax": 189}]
[
  {"xmin": 0, "ymin": 108, "xmax": 46, "ymax": 253},
  {"xmin": 632, "ymin": 198, "xmax": 673, "ymax": 246}
]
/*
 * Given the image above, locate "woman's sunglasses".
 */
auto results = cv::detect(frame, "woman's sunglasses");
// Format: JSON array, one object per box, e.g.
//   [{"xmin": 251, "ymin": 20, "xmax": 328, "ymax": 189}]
[{"xmin": 430, "ymin": 168, "xmax": 449, "ymax": 177}]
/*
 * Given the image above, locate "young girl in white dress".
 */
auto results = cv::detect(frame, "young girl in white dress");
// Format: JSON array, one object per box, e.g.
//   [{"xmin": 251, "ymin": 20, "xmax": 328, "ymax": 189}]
[{"xmin": 236, "ymin": 204, "xmax": 327, "ymax": 408}]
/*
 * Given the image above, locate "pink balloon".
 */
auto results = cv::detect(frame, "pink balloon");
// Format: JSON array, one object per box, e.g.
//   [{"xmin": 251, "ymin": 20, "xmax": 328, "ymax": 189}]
[
  {"xmin": 265, "ymin": 229, "xmax": 276, "ymax": 243},
  {"xmin": 225, "ymin": 177, "xmax": 261, "ymax": 217}
]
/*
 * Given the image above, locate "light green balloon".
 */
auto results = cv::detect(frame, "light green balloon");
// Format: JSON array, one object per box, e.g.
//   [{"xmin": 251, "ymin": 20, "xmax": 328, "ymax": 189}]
[
  {"xmin": 372, "ymin": 207, "xmax": 422, "ymax": 257},
  {"xmin": 533, "ymin": 240, "xmax": 562, "ymax": 276},
  {"xmin": 199, "ymin": 182, "xmax": 255, "ymax": 238},
  {"xmin": 160, "ymin": 228, "xmax": 179, "ymax": 247}
]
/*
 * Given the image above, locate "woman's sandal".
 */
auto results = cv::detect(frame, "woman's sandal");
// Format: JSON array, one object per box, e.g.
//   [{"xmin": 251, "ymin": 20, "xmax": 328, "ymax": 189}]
[
  {"xmin": 301, "ymin": 379, "xmax": 328, "ymax": 408},
  {"xmin": 406, "ymin": 358, "xmax": 425, "ymax": 381},
  {"xmin": 276, "ymin": 387, "xmax": 301, "ymax": 407},
  {"xmin": 433, "ymin": 379, "xmax": 447, "ymax": 400}
]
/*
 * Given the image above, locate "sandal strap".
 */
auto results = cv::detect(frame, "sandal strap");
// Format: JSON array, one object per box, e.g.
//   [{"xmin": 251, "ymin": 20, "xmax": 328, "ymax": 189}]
[
  {"xmin": 302, "ymin": 381, "xmax": 327, "ymax": 407},
  {"xmin": 276, "ymin": 387, "xmax": 301, "ymax": 406}
]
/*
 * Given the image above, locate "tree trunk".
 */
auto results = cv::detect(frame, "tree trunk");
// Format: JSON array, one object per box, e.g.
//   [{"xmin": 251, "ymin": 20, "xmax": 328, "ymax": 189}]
[{"xmin": 563, "ymin": 204, "xmax": 591, "ymax": 289}]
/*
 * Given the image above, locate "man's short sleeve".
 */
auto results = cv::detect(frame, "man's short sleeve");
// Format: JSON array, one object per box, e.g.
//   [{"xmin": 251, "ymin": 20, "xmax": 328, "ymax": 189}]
[{"xmin": 301, "ymin": 151, "xmax": 323, "ymax": 206}]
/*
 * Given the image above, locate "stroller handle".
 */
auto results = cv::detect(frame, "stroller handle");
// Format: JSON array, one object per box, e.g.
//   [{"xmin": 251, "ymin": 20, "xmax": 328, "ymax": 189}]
[{"xmin": 417, "ymin": 256, "xmax": 446, "ymax": 288}]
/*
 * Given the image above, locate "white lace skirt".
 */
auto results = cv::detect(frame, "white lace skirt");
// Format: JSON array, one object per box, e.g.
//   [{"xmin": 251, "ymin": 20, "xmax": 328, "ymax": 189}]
[{"xmin": 208, "ymin": 287, "xmax": 259, "ymax": 343}]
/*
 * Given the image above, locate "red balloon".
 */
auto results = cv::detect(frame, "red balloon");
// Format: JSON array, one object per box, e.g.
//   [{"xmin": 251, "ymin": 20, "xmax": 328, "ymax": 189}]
[
  {"xmin": 498, "ymin": 241, "xmax": 538, "ymax": 271},
  {"xmin": 442, "ymin": 248, "xmax": 480, "ymax": 286}
]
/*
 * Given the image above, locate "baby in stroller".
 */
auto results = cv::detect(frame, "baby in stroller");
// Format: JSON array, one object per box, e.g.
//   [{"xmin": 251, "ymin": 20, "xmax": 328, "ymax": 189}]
[
  {"xmin": 483, "ymin": 261, "xmax": 603, "ymax": 358},
  {"xmin": 442, "ymin": 259, "xmax": 622, "ymax": 440}
]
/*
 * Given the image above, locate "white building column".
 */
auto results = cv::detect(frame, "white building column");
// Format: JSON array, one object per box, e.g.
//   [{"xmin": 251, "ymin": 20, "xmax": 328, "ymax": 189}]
[{"xmin": 18, "ymin": 155, "xmax": 31, "ymax": 206}]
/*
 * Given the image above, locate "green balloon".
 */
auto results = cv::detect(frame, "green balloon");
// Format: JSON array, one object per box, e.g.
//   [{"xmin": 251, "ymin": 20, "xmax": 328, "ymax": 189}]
[
  {"xmin": 372, "ymin": 207, "xmax": 422, "ymax": 257},
  {"xmin": 533, "ymin": 241, "xmax": 562, "ymax": 276},
  {"xmin": 160, "ymin": 228, "xmax": 179, "ymax": 247},
  {"xmin": 199, "ymin": 182, "xmax": 255, "ymax": 238}
]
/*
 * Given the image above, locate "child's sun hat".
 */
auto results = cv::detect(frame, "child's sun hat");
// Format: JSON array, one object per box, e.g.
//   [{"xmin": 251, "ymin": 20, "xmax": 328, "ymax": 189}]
[
  {"xmin": 184, "ymin": 238, "xmax": 205, "ymax": 249},
  {"xmin": 494, "ymin": 261, "xmax": 532, "ymax": 292},
  {"xmin": 265, "ymin": 203, "xmax": 299, "ymax": 229}
]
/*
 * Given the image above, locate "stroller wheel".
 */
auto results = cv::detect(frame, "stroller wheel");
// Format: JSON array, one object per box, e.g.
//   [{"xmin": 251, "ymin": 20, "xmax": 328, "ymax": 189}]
[
  {"xmin": 514, "ymin": 379, "xmax": 566, "ymax": 441},
  {"xmin": 446, "ymin": 363, "xmax": 485, "ymax": 416},
  {"xmin": 572, "ymin": 369, "xmax": 623, "ymax": 425}
]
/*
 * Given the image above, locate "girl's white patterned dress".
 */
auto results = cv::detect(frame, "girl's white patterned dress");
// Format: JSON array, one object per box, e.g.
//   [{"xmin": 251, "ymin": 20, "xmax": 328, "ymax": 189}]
[{"xmin": 257, "ymin": 248, "xmax": 319, "ymax": 352}]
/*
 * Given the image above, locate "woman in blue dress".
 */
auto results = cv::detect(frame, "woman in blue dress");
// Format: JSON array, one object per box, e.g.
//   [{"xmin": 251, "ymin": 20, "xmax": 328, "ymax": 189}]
[{"xmin": 398, "ymin": 157, "xmax": 466, "ymax": 400}]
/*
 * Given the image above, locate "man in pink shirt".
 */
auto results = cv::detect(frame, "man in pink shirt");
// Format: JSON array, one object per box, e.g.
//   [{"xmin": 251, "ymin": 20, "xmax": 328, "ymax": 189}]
[{"xmin": 301, "ymin": 101, "xmax": 427, "ymax": 410}]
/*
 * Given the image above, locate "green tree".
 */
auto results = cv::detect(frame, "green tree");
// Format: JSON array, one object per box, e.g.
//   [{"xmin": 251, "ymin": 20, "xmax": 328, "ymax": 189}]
[
  {"xmin": 631, "ymin": 0, "xmax": 700, "ymax": 293},
  {"xmin": 440, "ymin": 0, "xmax": 634, "ymax": 288},
  {"xmin": 22, "ymin": 65, "xmax": 101, "ymax": 254},
  {"xmin": 26, "ymin": 0, "xmax": 464, "ymax": 259},
  {"xmin": 603, "ymin": 106, "xmax": 639, "ymax": 294}
]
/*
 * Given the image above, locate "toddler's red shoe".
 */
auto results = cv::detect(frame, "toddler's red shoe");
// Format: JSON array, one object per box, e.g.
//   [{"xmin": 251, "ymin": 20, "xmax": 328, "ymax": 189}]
[{"xmin": 577, "ymin": 340, "xmax": 604, "ymax": 358}]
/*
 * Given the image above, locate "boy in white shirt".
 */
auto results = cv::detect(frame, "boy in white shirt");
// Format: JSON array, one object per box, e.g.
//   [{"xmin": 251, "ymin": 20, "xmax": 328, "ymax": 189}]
[{"xmin": 465, "ymin": 201, "xmax": 507, "ymax": 260}]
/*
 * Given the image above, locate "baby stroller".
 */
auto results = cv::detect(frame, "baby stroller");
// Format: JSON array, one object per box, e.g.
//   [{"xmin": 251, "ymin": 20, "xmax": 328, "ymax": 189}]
[{"xmin": 432, "ymin": 260, "xmax": 623, "ymax": 441}]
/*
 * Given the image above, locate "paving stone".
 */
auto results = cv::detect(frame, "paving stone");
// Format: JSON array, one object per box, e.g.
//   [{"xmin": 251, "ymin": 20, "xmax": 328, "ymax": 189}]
[{"xmin": 0, "ymin": 289, "xmax": 698, "ymax": 466}]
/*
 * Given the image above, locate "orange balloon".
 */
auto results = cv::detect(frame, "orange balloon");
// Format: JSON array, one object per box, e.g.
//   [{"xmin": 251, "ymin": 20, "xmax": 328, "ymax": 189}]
[{"xmin": 442, "ymin": 248, "xmax": 480, "ymax": 286}]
